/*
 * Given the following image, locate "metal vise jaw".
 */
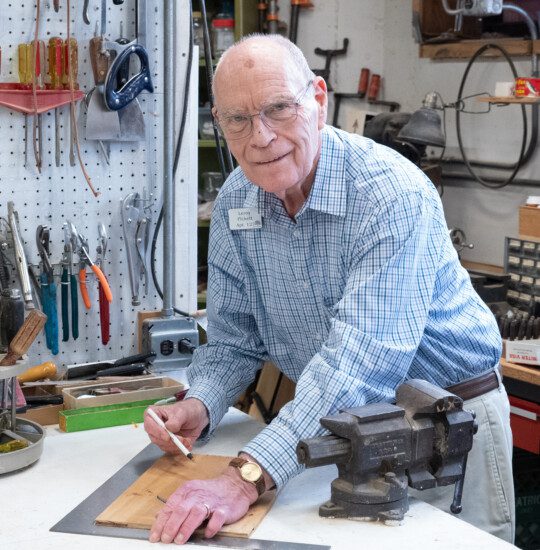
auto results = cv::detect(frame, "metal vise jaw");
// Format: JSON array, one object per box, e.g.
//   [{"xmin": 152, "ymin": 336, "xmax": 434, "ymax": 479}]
[{"xmin": 297, "ymin": 379, "xmax": 477, "ymax": 523}]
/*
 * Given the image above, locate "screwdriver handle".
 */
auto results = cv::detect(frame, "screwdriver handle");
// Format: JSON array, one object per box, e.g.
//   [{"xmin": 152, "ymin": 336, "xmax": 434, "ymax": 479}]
[
  {"xmin": 18, "ymin": 361, "xmax": 57, "ymax": 383},
  {"xmin": 63, "ymin": 38, "xmax": 79, "ymax": 89},
  {"xmin": 18, "ymin": 44, "xmax": 31, "ymax": 85},
  {"xmin": 48, "ymin": 37, "xmax": 64, "ymax": 89},
  {"xmin": 32, "ymin": 40, "xmax": 45, "ymax": 88}
]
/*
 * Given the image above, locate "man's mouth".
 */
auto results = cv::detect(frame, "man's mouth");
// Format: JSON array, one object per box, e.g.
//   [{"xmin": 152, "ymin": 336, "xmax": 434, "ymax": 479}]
[{"xmin": 254, "ymin": 152, "xmax": 290, "ymax": 165}]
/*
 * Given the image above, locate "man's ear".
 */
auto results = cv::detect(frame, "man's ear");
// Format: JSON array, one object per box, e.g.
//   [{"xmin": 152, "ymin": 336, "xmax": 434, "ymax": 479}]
[
  {"xmin": 312, "ymin": 76, "xmax": 328, "ymax": 129},
  {"xmin": 211, "ymin": 106, "xmax": 218, "ymax": 120}
]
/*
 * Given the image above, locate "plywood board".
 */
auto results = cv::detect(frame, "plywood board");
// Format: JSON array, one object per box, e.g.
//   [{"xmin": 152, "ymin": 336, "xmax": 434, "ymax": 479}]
[{"xmin": 96, "ymin": 454, "xmax": 276, "ymax": 538}]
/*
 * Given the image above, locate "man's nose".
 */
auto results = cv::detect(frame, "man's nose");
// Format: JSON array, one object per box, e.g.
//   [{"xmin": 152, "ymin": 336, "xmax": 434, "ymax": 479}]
[{"xmin": 250, "ymin": 114, "xmax": 276, "ymax": 146}]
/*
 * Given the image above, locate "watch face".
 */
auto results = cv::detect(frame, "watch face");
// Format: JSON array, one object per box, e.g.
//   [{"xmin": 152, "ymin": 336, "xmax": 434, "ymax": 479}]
[{"xmin": 240, "ymin": 462, "xmax": 262, "ymax": 482}]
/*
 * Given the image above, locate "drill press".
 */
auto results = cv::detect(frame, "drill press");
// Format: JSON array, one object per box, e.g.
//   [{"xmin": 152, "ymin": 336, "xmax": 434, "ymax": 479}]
[{"xmin": 297, "ymin": 379, "xmax": 477, "ymax": 523}]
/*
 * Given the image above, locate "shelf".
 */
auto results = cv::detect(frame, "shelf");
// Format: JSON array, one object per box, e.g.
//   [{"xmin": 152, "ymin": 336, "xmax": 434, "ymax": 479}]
[
  {"xmin": 198, "ymin": 139, "xmax": 224, "ymax": 147},
  {"xmin": 419, "ymin": 38, "xmax": 540, "ymax": 60},
  {"xmin": 477, "ymin": 96, "xmax": 540, "ymax": 105},
  {"xmin": 0, "ymin": 87, "xmax": 85, "ymax": 115}
]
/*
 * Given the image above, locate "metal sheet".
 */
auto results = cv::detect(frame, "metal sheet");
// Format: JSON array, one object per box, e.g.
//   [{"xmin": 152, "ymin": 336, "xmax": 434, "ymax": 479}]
[{"xmin": 50, "ymin": 443, "xmax": 329, "ymax": 550}]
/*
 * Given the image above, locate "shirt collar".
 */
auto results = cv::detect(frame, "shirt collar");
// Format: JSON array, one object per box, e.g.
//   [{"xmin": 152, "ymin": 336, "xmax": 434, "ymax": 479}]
[{"xmin": 242, "ymin": 126, "xmax": 347, "ymax": 218}]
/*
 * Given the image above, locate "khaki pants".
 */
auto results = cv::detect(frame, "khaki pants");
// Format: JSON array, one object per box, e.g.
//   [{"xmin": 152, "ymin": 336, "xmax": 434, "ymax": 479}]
[{"xmin": 410, "ymin": 370, "xmax": 515, "ymax": 543}]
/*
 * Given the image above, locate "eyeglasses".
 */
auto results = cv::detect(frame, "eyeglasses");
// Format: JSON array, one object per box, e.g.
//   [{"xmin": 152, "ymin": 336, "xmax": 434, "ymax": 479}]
[{"xmin": 217, "ymin": 80, "xmax": 313, "ymax": 141}]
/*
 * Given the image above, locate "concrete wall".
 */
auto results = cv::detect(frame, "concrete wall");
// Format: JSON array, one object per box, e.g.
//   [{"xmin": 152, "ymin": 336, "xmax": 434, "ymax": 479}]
[{"xmin": 282, "ymin": 0, "xmax": 540, "ymax": 266}]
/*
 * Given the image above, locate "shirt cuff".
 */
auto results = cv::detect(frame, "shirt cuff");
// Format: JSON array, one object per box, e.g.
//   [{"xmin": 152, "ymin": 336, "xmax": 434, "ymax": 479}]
[
  {"xmin": 242, "ymin": 418, "xmax": 304, "ymax": 489},
  {"xmin": 185, "ymin": 378, "xmax": 229, "ymax": 439}
]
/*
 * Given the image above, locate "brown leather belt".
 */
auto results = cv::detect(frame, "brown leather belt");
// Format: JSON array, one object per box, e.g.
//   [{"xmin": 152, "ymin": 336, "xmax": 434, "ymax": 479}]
[{"xmin": 446, "ymin": 369, "xmax": 499, "ymax": 401}]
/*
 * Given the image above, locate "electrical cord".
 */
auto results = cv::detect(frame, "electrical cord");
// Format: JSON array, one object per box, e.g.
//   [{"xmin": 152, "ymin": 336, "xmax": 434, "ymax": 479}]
[{"xmin": 456, "ymin": 43, "xmax": 527, "ymax": 189}]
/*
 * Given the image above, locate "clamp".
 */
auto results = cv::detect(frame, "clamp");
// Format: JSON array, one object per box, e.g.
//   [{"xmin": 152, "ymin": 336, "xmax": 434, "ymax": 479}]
[{"xmin": 36, "ymin": 226, "xmax": 58, "ymax": 355}]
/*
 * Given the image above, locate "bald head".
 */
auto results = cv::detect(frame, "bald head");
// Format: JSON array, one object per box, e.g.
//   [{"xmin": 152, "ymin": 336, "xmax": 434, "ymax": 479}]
[{"xmin": 212, "ymin": 34, "xmax": 315, "ymax": 104}]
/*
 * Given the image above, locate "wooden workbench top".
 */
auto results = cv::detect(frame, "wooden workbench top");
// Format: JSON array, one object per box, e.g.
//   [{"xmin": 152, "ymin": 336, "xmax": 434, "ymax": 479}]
[{"xmin": 501, "ymin": 358, "xmax": 540, "ymax": 386}]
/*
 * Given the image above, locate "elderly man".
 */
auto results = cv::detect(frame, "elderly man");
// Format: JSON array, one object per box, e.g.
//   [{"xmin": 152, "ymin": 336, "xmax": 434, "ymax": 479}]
[{"xmin": 144, "ymin": 35, "xmax": 514, "ymax": 545}]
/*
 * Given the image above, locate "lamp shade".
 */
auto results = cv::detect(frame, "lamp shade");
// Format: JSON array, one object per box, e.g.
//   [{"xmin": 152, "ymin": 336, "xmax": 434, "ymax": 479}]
[{"xmin": 397, "ymin": 107, "xmax": 445, "ymax": 148}]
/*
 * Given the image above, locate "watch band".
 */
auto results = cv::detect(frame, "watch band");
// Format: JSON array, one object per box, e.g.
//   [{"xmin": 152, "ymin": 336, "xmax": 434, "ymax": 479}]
[{"xmin": 229, "ymin": 457, "xmax": 266, "ymax": 496}]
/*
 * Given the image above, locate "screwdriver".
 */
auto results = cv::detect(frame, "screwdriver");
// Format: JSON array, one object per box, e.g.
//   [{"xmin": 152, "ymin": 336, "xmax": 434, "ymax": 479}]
[
  {"xmin": 31, "ymin": 40, "xmax": 45, "ymax": 170},
  {"xmin": 17, "ymin": 43, "xmax": 32, "ymax": 166},
  {"xmin": 48, "ymin": 37, "xmax": 63, "ymax": 167},
  {"xmin": 63, "ymin": 38, "xmax": 79, "ymax": 166}
]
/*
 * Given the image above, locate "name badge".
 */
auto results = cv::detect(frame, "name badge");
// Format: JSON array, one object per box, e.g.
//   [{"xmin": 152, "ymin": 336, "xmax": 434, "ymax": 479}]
[{"xmin": 228, "ymin": 208, "xmax": 262, "ymax": 230}]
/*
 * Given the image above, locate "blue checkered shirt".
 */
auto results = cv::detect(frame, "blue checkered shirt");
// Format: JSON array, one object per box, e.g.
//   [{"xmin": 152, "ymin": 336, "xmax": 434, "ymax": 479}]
[{"xmin": 186, "ymin": 125, "xmax": 501, "ymax": 489}]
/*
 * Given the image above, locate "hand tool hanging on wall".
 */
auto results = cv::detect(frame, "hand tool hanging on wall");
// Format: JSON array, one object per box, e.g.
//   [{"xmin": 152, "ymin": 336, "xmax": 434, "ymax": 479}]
[
  {"xmin": 96, "ymin": 223, "xmax": 110, "ymax": 345},
  {"xmin": 313, "ymin": 38, "xmax": 349, "ymax": 92},
  {"xmin": 63, "ymin": 38, "xmax": 79, "ymax": 167},
  {"xmin": 31, "ymin": 39, "xmax": 46, "ymax": 171},
  {"xmin": 61, "ymin": 223, "xmax": 78, "ymax": 342},
  {"xmin": 69, "ymin": 223, "xmax": 112, "ymax": 310},
  {"xmin": 0, "ymin": 220, "xmax": 12, "ymax": 292},
  {"xmin": 103, "ymin": 0, "xmax": 153, "ymax": 141},
  {"xmin": 86, "ymin": 1, "xmax": 121, "ymax": 147},
  {"xmin": 7, "ymin": 203, "xmax": 34, "ymax": 310},
  {"xmin": 0, "ymin": 309, "xmax": 47, "ymax": 367},
  {"xmin": 53, "ymin": 0, "xmax": 60, "ymax": 12},
  {"xmin": 267, "ymin": 0, "xmax": 279, "ymax": 34},
  {"xmin": 83, "ymin": 0, "xmax": 91, "ymax": 24},
  {"xmin": 36, "ymin": 226, "xmax": 59, "ymax": 355},
  {"xmin": 289, "ymin": 0, "xmax": 313, "ymax": 44},
  {"xmin": 48, "ymin": 37, "xmax": 64, "ymax": 167},
  {"xmin": 121, "ymin": 192, "xmax": 151, "ymax": 306}
]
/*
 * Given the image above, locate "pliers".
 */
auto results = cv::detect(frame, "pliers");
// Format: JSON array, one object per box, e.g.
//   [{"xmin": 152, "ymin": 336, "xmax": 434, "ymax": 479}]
[
  {"xmin": 96, "ymin": 223, "xmax": 110, "ymax": 345},
  {"xmin": 61, "ymin": 223, "xmax": 79, "ymax": 341},
  {"xmin": 36, "ymin": 226, "xmax": 59, "ymax": 355},
  {"xmin": 76, "ymin": 229, "xmax": 113, "ymax": 310}
]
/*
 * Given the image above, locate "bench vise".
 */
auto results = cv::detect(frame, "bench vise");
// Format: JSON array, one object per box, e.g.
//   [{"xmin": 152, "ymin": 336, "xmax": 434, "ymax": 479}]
[{"xmin": 297, "ymin": 379, "xmax": 477, "ymax": 522}]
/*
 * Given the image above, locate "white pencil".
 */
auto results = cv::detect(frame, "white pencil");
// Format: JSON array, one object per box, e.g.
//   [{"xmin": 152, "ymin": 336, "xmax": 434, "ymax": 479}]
[{"xmin": 146, "ymin": 407, "xmax": 194, "ymax": 460}]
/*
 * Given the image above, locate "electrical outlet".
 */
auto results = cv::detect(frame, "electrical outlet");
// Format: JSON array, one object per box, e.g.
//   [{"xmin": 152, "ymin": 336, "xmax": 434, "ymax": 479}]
[
  {"xmin": 442, "ymin": 0, "xmax": 503, "ymax": 17},
  {"xmin": 141, "ymin": 316, "xmax": 199, "ymax": 375}
]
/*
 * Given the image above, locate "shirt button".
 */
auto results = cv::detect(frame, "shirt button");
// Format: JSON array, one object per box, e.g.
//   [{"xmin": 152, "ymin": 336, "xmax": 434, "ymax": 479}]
[
  {"xmin": 302, "ymin": 281, "xmax": 309, "ymax": 289},
  {"xmin": 293, "ymin": 229, "xmax": 300, "ymax": 238}
]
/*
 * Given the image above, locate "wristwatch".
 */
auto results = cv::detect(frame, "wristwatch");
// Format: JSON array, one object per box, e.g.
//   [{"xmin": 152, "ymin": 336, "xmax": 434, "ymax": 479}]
[{"xmin": 229, "ymin": 457, "xmax": 266, "ymax": 496}]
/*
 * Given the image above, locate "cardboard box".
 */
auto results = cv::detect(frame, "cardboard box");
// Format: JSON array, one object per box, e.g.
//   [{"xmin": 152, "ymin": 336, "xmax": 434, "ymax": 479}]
[
  {"xmin": 505, "ymin": 338, "xmax": 540, "ymax": 366},
  {"xmin": 519, "ymin": 205, "xmax": 540, "ymax": 240},
  {"xmin": 62, "ymin": 376, "xmax": 184, "ymax": 410}
]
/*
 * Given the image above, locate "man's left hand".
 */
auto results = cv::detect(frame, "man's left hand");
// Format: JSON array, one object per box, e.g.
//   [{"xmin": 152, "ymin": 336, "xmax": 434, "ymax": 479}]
[{"xmin": 149, "ymin": 468, "xmax": 259, "ymax": 544}]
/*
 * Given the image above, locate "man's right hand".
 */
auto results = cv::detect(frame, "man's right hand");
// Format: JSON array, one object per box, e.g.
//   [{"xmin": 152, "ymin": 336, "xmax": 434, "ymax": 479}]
[{"xmin": 144, "ymin": 398, "xmax": 209, "ymax": 455}]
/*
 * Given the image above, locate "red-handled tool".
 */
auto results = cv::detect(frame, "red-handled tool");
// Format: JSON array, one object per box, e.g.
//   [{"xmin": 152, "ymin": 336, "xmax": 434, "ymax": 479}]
[{"xmin": 96, "ymin": 223, "xmax": 110, "ymax": 345}]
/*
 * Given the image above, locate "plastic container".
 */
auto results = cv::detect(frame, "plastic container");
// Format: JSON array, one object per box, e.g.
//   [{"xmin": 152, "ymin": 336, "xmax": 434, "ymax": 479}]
[
  {"xmin": 212, "ymin": 16, "xmax": 235, "ymax": 58},
  {"xmin": 192, "ymin": 11, "xmax": 205, "ymax": 59}
]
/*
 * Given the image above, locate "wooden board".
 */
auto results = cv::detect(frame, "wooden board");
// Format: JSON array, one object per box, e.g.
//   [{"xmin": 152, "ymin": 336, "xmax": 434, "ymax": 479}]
[
  {"xmin": 501, "ymin": 358, "xmax": 540, "ymax": 387},
  {"xmin": 96, "ymin": 454, "xmax": 276, "ymax": 538}
]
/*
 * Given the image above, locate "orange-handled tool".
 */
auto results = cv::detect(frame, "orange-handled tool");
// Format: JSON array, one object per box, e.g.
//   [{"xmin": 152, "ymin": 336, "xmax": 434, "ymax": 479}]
[
  {"xmin": 78, "ymin": 268, "xmax": 91, "ymax": 309},
  {"xmin": 48, "ymin": 37, "xmax": 63, "ymax": 89},
  {"xmin": 91, "ymin": 264, "xmax": 112, "ymax": 303},
  {"xmin": 63, "ymin": 38, "xmax": 79, "ymax": 89},
  {"xmin": 18, "ymin": 361, "xmax": 57, "ymax": 383}
]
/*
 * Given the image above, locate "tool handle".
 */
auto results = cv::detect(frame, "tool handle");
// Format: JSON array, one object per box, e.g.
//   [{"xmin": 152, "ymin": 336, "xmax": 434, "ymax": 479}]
[
  {"xmin": 98, "ymin": 281, "xmax": 110, "ymax": 345},
  {"xmin": 61, "ymin": 267, "xmax": 69, "ymax": 341},
  {"xmin": 91, "ymin": 264, "xmax": 112, "ymax": 302},
  {"xmin": 18, "ymin": 361, "xmax": 57, "ymax": 383},
  {"xmin": 104, "ymin": 44, "xmax": 154, "ymax": 110},
  {"xmin": 18, "ymin": 44, "xmax": 31, "ymax": 85},
  {"xmin": 70, "ymin": 274, "xmax": 79, "ymax": 339},
  {"xmin": 89, "ymin": 36, "xmax": 110, "ymax": 85},
  {"xmin": 63, "ymin": 38, "xmax": 79, "ymax": 89},
  {"xmin": 40, "ymin": 272, "xmax": 52, "ymax": 350},
  {"xmin": 0, "ymin": 309, "xmax": 47, "ymax": 366},
  {"xmin": 48, "ymin": 37, "xmax": 64, "ymax": 89},
  {"xmin": 48, "ymin": 280, "xmax": 59, "ymax": 355},
  {"xmin": 79, "ymin": 268, "xmax": 91, "ymax": 310},
  {"xmin": 114, "ymin": 351, "xmax": 155, "ymax": 367}
]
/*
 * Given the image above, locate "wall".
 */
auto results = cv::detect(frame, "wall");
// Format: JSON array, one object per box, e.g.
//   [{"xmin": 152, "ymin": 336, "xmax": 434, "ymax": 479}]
[{"xmin": 284, "ymin": 0, "xmax": 540, "ymax": 266}]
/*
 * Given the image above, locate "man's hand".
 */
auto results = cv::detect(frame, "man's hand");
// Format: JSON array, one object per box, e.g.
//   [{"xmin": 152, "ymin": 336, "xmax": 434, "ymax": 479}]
[
  {"xmin": 149, "ymin": 467, "xmax": 259, "ymax": 544},
  {"xmin": 144, "ymin": 398, "xmax": 209, "ymax": 455}
]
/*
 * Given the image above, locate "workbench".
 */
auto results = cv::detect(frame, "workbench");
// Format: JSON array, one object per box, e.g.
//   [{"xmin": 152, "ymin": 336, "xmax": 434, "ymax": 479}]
[{"xmin": 2, "ymin": 408, "xmax": 516, "ymax": 550}]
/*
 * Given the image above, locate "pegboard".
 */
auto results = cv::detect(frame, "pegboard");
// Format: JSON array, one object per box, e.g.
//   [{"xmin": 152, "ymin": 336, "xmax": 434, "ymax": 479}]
[{"xmin": 0, "ymin": 1, "xmax": 198, "ymax": 368}]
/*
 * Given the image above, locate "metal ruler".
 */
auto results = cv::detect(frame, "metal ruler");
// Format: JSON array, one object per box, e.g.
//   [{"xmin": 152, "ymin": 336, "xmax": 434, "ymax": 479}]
[{"xmin": 50, "ymin": 443, "xmax": 329, "ymax": 550}]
